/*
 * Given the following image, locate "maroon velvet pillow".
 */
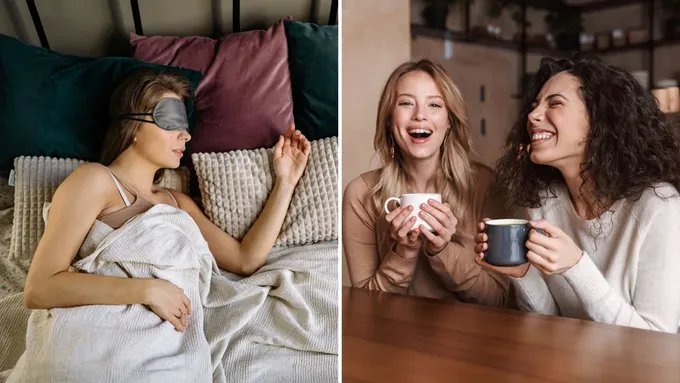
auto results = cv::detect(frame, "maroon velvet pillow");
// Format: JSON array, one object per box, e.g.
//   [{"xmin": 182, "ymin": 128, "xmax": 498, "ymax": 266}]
[{"xmin": 130, "ymin": 19, "xmax": 294, "ymax": 154}]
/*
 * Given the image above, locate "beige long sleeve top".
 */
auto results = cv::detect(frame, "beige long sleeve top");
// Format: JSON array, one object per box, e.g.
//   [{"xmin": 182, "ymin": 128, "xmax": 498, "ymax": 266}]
[{"xmin": 342, "ymin": 163, "xmax": 512, "ymax": 307}]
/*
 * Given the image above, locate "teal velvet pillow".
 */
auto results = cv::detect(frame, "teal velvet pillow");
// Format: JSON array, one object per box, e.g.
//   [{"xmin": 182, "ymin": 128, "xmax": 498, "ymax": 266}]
[
  {"xmin": 0, "ymin": 34, "xmax": 202, "ymax": 171},
  {"xmin": 283, "ymin": 20, "xmax": 338, "ymax": 141}
]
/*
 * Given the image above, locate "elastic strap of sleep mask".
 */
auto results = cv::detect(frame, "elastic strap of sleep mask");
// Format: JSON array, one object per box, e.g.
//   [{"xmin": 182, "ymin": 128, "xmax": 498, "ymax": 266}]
[
  {"xmin": 117, "ymin": 113, "xmax": 154, "ymax": 124},
  {"xmin": 115, "ymin": 98, "xmax": 188, "ymax": 131}
]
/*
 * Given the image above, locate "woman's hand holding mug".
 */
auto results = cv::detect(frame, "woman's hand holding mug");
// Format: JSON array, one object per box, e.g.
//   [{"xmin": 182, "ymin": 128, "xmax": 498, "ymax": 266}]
[
  {"xmin": 521, "ymin": 219, "xmax": 584, "ymax": 275},
  {"xmin": 418, "ymin": 199, "xmax": 458, "ymax": 255},
  {"xmin": 384, "ymin": 193, "xmax": 452, "ymax": 258},
  {"xmin": 385, "ymin": 204, "xmax": 422, "ymax": 259}
]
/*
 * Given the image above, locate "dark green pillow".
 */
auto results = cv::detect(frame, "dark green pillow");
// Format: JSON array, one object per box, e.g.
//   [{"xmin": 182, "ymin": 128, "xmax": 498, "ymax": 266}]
[
  {"xmin": 283, "ymin": 20, "xmax": 338, "ymax": 140},
  {"xmin": 0, "ymin": 34, "xmax": 202, "ymax": 171}
]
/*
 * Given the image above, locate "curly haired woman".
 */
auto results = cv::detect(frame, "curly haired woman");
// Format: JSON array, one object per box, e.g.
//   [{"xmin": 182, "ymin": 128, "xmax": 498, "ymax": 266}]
[{"xmin": 474, "ymin": 54, "xmax": 680, "ymax": 333}]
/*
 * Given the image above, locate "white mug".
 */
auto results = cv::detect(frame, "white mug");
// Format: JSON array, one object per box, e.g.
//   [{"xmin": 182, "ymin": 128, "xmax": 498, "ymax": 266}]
[{"xmin": 383, "ymin": 193, "xmax": 442, "ymax": 232}]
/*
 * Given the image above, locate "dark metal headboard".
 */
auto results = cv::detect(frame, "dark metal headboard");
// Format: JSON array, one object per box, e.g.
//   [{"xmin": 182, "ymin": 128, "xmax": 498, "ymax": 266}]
[{"xmin": 25, "ymin": 0, "xmax": 339, "ymax": 50}]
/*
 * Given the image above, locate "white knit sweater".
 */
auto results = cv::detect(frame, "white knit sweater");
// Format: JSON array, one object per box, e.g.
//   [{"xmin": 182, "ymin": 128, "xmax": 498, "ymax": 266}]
[{"xmin": 512, "ymin": 183, "xmax": 680, "ymax": 333}]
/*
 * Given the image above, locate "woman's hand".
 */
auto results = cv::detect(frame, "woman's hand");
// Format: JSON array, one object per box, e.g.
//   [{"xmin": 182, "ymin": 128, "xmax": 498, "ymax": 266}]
[
  {"xmin": 418, "ymin": 199, "xmax": 458, "ymax": 255},
  {"xmin": 273, "ymin": 124, "xmax": 311, "ymax": 188},
  {"xmin": 522, "ymin": 219, "xmax": 583, "ymax": 275},
  {"xmin": 386, "ymin": 204, "xmax": 422, "ymax": 259},
  {"xmin": 474, "ymin": 218, "xmax": 530, "ymax": 278},
  {"xmin": 144, "ymin": 279, "xmax": 191, "ymax": 332}
]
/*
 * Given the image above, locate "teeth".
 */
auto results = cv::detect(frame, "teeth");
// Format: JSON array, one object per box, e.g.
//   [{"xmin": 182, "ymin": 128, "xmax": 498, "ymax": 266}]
[
  {"xmin": 532, "ymin": 132, "xmax": 554, "ymax": 141},
  {"xmin": 408, "ymin": 128, "xmax": 432, "ymax": 134}
]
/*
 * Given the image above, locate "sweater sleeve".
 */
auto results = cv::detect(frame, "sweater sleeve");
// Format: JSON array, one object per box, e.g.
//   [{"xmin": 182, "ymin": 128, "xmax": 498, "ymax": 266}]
[
  {"xmin": 342, "ymin": 176, "xmax": 418, "ymax": 294},
  {"xmin": 425, "ymin": 243, "xmax": 510, "ymax": 307},
  {"xmin": 511, "ymin": 266, "xmax": 561, "ymax": 316},
  {"xmin": 560, "ymin": 204, "xmax": 680, "ymax": 333}
]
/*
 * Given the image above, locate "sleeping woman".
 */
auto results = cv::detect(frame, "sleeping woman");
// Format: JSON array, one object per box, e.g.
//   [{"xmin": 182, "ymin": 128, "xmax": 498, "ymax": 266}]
[
  {"xmin": 23, "ymin": 68, "xmax": 309, "ymax": 330},
  {"xmin": 9, "ymin": 68, "xmax": 310, "ymax": 382}
]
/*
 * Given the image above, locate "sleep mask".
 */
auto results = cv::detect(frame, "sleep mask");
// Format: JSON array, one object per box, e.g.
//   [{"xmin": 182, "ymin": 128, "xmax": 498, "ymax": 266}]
[{"xmin": 117, "ymin": 97, "xmax": 188, "ymax": 131}]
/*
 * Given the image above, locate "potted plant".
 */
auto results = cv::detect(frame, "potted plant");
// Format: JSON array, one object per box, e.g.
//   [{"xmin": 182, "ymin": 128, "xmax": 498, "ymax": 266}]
[
  {"xmin": 662, "ymin": 0, "xmax": 680, "ymax": 40},
  {"xmin": 422, "ymin": 0, "xmax": 469, "ymax": 30},
  {"xmin": 545, "ymin": 10, "xmax": 583, "ymax": 51}
]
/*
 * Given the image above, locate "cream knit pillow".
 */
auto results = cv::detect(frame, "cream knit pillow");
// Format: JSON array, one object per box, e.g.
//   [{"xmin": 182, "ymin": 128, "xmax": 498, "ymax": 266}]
[
  {"xmin": 8, "ymin": 156, "xmax": 190, "ymax": 264},
  {"xmin": 191, "ymin": 137, "xmax": 338, "ymax": 247}
]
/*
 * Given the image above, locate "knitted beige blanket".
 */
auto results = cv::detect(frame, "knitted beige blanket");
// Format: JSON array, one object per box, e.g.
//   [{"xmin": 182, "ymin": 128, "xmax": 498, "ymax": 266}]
[{"xmin": 0, "ymin": 204, "xmax": 337, "ymax": 382}]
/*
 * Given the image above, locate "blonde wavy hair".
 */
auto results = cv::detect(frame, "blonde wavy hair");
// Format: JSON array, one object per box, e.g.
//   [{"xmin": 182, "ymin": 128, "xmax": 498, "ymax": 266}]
[{"xmin": 370, "ymin": 59, "xmax": 476, "ymax": 234}]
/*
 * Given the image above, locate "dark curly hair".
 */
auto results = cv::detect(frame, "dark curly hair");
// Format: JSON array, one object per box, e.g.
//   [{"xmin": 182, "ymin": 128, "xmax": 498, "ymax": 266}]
[{"xmin": 494, "ymin": 54, "xmax": 680, "ymax": 219}]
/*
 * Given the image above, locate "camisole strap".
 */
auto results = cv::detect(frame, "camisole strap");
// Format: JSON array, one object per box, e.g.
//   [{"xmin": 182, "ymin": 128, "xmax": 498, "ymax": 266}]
[
  {"xmin": 105, "ymin": 168, "xmax": 131, "ymax": 207},
  {"xmin": 164, "ymin": 188, "xmax": 179, "ymax": 207}
]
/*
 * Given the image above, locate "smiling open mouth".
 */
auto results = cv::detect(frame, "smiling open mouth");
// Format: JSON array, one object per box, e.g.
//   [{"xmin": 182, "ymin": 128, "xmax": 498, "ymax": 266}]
[{"xmin": 407, "ymin": 128, "xmax": 433, "ymax": 139}]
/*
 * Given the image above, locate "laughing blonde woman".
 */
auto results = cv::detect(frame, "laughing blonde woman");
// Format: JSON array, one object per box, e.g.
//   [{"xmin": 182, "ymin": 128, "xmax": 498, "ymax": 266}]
[{"xmin": 342, "ymin": 59, "xmax": 510, "ymax": 306}]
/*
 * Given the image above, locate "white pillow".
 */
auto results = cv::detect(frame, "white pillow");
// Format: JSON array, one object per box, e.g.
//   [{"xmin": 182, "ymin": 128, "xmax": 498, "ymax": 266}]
[
  {"xmin": 8, "ymin": 156, "xmax": 190, "ymax": 264},
  {"xmin": 192, "ymin": 137, "xmax": 338, "ymax": 247}
]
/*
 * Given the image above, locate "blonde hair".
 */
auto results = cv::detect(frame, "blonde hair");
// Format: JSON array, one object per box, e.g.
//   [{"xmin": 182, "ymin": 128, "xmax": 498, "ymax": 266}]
[
  {"xmin": 101, "ymin": 68, "xmax": 191, "ymax": 183},
  {"xmin": 370, "ymin": 59, "xmax": 476, "ymax": 234}
]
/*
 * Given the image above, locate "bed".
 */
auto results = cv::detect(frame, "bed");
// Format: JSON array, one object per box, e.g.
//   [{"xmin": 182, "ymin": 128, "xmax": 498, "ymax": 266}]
[{"xmin": 0, "ymin": 1, "xmax": 338, "ymax": 382}]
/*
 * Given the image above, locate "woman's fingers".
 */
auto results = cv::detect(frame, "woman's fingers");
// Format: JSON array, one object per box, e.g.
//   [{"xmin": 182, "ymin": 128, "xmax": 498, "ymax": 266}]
[
  {"xmin": 296, "ymin": 131, "xmax": 305, "ymax": 150},
  {"xmin": 529, "ymin": 219, "xmax": 562, "ymax": 238},
  {"xmin": 183, "ymin": 294, "xmax": 191, "ymax": 315},
  {"xmin": 419, "ymin": 210, "xmax": 445, "ymax": 235},
  {"xmin": 474, "ymin": 232, "xmax": 487, "ymax": 244},
  {"xmin": 291, "ymin": 129, "xmax": 301, "ymax": 148},
  {"xmin": 385, "ymin": 204, "xmax": 408, "ymax": 222},
  {"xmin": 390, "ymin": 206, "xmax": 412, "ymax": 229},
  {"xmin": 168, "ymin": 314, "xmax": 184, "ymax": 332},
  {"xmin": 420, "ymin": 204, "xmax": 449, "ymax": 226},
  {"xmin": 408, "ymin": 228, "xmax": 420, "ymax": 243},
  {"xmin": 420, "ymin": 225, "xmax": 444, "ymax": 247},
  {"xmin": 527, "ymin": 250, "xmax": 553, "ymax": 271},
  {"xmin": 525, "ymin": 240, "xmax": 555, "ymax": 263},
  {"xmin": 527, "ymin": 229, "xmax": 555, "ymax": 251},
  {"xmin": 477, "ymin": 218, "xmax": 491, "ymax": 233},
  {"xmin": 302, "ymin": 137, "xmax": 311, "ymax": 156},
  {"xmin": 426, "ymin": 200, "xmax": 456, "ymax": 224},
  {"xmin": 274, "ymin": 136, "xmax": 284, "ymax": 158},
  {"xmin": 398, "ymin": 217, "xmax": 416, "ymax": 238}
]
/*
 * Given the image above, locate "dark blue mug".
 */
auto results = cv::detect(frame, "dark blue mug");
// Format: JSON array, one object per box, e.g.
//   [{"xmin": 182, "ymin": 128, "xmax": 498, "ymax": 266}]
[{"xmin": 484, "ymin": 219, "xmax": 532, "ymax": 267}]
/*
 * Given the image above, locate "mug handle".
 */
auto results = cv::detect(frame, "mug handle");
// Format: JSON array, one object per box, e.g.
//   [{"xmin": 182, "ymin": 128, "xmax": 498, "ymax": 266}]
[
  {"xmin": 384, "ymin": 197, "xmax": 401, "ymax": 214},
  {"xmin": 534, "ymin": 228, "xmax": 548, "ymax": 237}
]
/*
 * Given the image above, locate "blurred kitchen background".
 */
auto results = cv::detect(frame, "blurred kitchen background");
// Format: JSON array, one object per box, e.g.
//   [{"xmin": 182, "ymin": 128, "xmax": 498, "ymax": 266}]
[{"xmin": 342, "ymin": 0, "xmax": 680, "ymax": 285}]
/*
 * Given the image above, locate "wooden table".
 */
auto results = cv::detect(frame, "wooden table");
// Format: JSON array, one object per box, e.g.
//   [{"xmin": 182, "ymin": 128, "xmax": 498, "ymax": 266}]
[{"xmin": 343, "ymin": 287, "xmax": 680, "ymax": 383}]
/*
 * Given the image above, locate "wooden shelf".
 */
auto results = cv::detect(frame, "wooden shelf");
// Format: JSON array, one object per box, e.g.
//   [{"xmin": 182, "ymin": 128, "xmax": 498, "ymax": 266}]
[
  {"xmin": 411, "ymin": 26, "xmax": 519, "ymax": 52},
  {"xmin": 578, "ymin": 0, "xmax": 647, "ymax": 12},
  {"xmin": 589, "ymin": 41, "xmax": 650, "ymax": 54},
  {"xmin": 654, "ymin": 39, "xmax": 680, "ymax": 49},
  {"xmin": 504, "ymin": 0, "xmax": 646, "ymax": 13},
  {"xmin": 503, "ymin": 0, "xmax": 571, "ymax": 12},
  {"xmin": 410, "ymin": 26, "xmax": 680, "ymax": 56}
]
